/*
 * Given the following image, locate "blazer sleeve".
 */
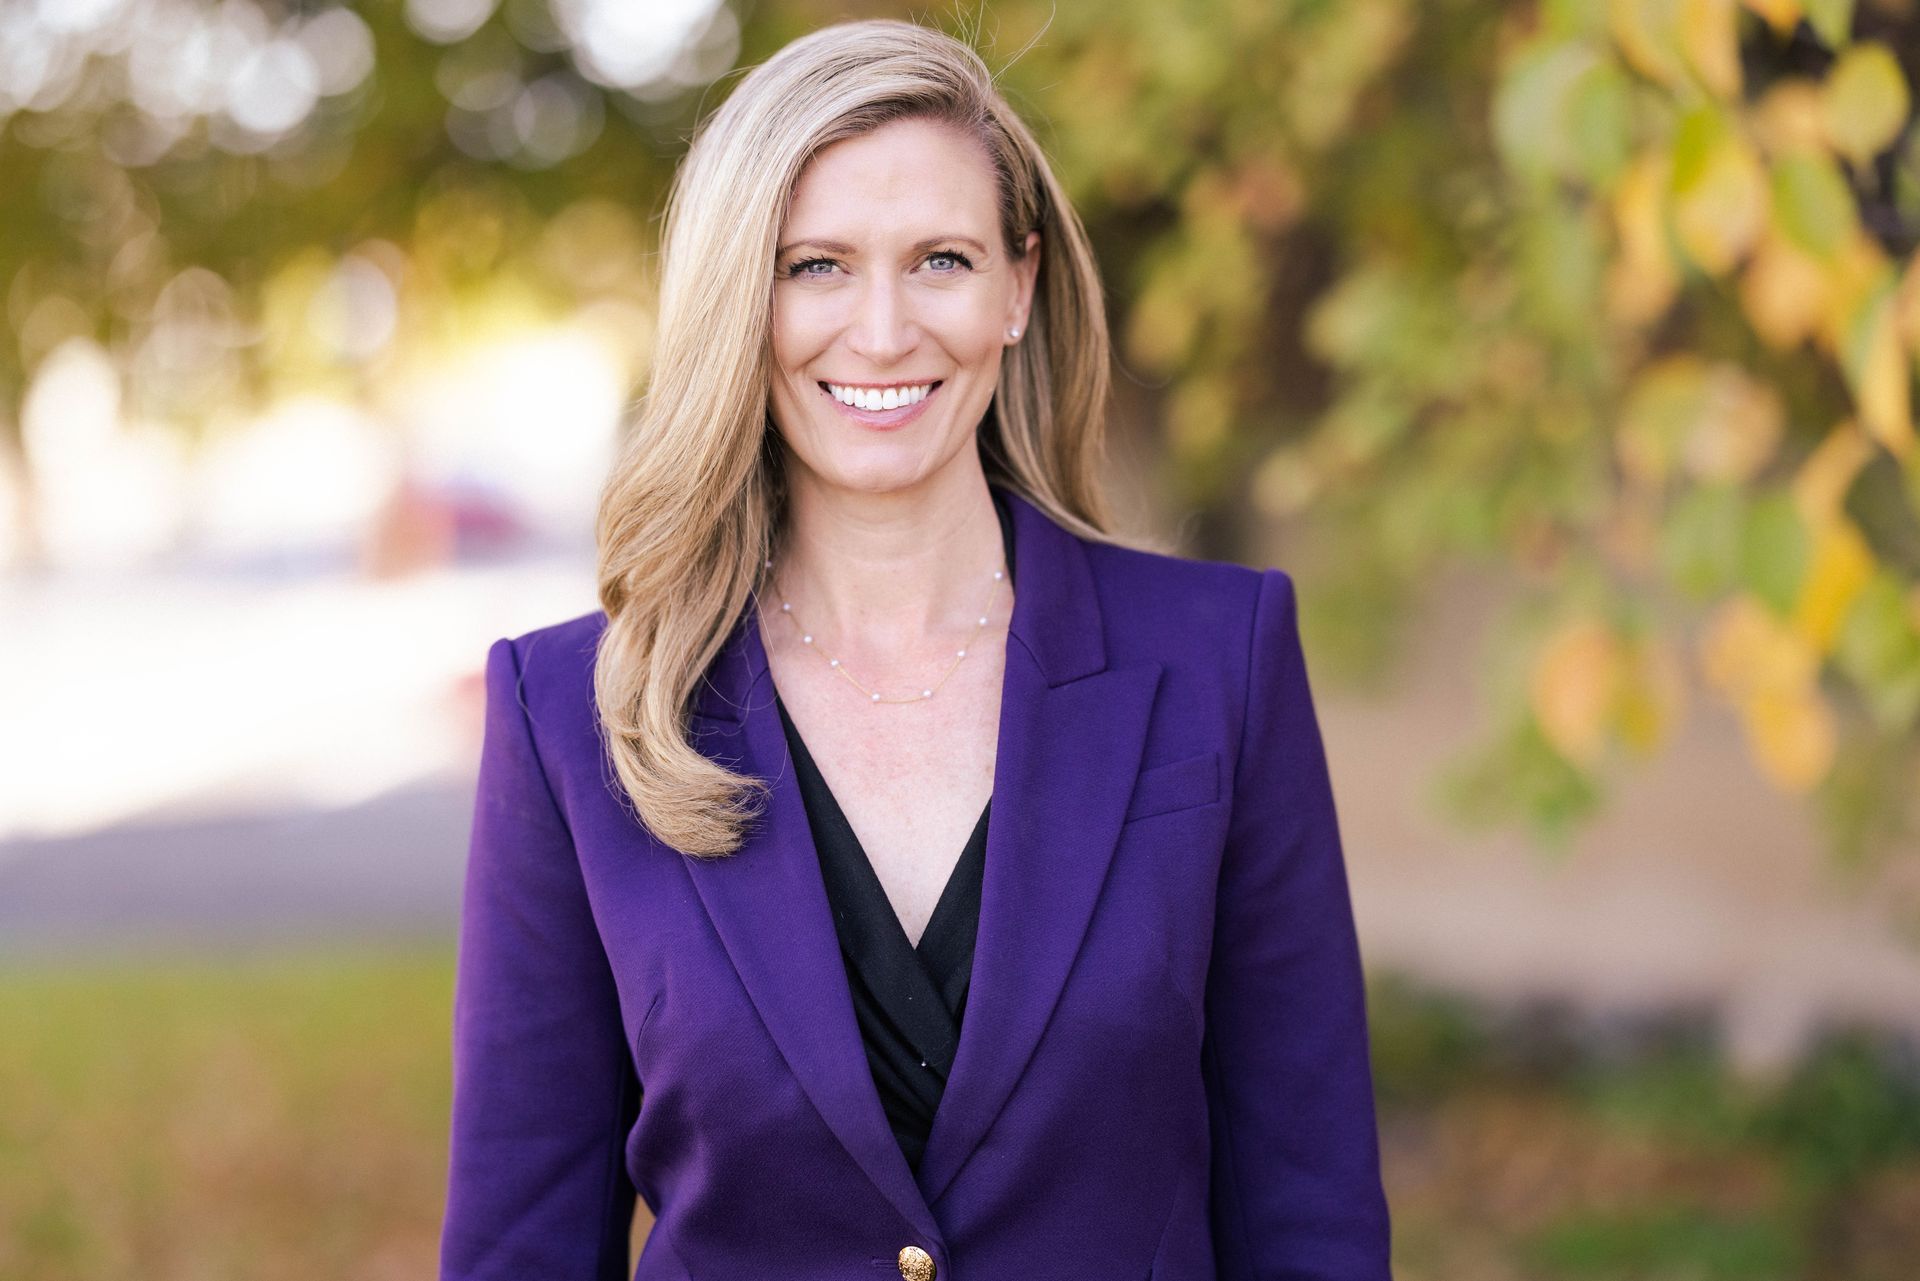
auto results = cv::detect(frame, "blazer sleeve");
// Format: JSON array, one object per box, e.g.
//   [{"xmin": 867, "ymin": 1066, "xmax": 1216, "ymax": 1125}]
[
  {"xmin": 439, "ymin": 636, "xmax": 641, "ymax": 1281},
  {"xmin": 1203, "ymin": 568, "xmax": 1393, "ymax": 1279}
]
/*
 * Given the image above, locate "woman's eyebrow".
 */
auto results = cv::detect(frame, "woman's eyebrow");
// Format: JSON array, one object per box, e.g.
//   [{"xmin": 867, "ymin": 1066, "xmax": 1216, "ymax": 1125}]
[{"xmin": 777, "ymin": 234, "xmax": 989, "ymax": 256}]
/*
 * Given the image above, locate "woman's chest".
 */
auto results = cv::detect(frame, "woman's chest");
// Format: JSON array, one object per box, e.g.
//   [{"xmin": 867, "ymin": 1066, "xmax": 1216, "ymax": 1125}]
[
  {"xmin": 579, "ymin": 751, "xmax": 1230, "ymax": 1125},
  {"xmin": 779, "ymin": 673, "xmax": 1001, "ymax": 945}
]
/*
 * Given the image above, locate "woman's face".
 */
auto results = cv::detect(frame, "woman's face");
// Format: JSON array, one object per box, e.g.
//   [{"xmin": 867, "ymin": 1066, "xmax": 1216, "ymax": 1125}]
[{"xmin": 768, "ymin": 116, "xmax": 1040, "ymax": 497}]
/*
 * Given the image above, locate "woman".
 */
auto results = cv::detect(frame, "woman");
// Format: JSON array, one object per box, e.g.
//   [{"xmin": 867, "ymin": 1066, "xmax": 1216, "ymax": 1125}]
[{"xmin": 439, "ymin": 18, "xmax": 1391, "ymax": 1281}]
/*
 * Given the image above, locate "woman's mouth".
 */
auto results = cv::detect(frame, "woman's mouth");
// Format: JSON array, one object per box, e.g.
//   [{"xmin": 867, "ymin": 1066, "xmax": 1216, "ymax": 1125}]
[{"xmin": 817, "ymin": 379, "xmax": 943, "ymax": 429}]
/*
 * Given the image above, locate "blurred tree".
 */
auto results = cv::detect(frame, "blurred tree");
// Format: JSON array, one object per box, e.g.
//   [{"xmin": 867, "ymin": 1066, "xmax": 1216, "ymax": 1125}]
[
  {"xmin": 2, "ymin": 0, "xmax": 1917, "ymax": 877},
  {"xmin": 981, "ymin": 0, "xmax": 1920, "ymax": 876},
  {"xmin": 0, "ymin": 0, "xmax": 774, "ymax": 554}
]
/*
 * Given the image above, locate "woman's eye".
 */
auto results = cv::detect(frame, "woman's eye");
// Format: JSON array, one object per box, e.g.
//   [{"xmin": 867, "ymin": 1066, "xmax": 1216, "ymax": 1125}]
[{"xmin": 781, "ymin": 250, "xmax": 974, "ymax": 279}]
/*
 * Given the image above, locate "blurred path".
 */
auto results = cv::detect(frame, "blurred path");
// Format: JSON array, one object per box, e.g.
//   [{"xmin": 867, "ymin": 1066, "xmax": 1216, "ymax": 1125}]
[
  {"xmin": 0, "ymin": 550, "xmax": 589, "ymax": 956},
  {"xmin": 0, "ymin": 777, "xmax": 470, "ymax": 958}
]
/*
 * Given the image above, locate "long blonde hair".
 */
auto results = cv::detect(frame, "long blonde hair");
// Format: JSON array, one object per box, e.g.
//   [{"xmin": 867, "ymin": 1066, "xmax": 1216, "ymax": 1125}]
[{"xmin": 594, "ymin": 17, "xmax": 1158, "ymax": 858}]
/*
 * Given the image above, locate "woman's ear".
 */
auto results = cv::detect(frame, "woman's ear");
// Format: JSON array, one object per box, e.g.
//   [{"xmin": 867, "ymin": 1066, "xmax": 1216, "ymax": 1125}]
[{"xmin": 1009, "ymin": 229, "xmax": 1041, "ymax": 339}]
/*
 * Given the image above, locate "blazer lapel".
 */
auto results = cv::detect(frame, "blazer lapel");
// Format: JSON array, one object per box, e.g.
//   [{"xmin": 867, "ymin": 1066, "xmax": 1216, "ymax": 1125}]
[
  {"xmin": 682, "ymin": 625, "xmax": 942, "ymax": 1245},
  {"xmin": 680, "ymin": 485, "xmax": 1159, "ymax": 1226},
  {"xmin": 913, "ymin": 488, "xmax": 1160, "ymax": 1205}
]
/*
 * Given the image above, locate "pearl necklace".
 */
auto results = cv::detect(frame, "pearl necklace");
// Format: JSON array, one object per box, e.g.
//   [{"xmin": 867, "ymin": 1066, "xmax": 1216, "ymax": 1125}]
[{"xmin": 759, "ymin": 555, "xmax": 1009, "ymax": 703}]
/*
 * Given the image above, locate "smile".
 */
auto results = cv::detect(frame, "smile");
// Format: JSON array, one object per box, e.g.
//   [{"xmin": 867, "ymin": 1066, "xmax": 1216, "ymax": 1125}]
[{"xmin": 816, "ymin": 379, "xmax": 944, "ymax": 428}]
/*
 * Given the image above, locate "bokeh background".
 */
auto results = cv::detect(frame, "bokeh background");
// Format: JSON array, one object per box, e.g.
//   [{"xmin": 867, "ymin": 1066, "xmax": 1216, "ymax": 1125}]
[{"xmin": 4, "ymin": 0, "xmax": 1920, "ymax": 1277}]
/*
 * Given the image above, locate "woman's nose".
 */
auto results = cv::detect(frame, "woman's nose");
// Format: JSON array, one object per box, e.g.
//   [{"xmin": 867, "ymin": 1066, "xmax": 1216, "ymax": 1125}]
[{"xmin": 844, "ymin": 275, "xmax": 916, "ymax": 362}]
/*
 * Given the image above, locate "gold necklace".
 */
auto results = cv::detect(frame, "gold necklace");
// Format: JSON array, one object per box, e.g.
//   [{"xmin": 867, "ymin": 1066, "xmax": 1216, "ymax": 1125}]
[{"xmin": 759, "ymin": 556, "xmax": 1008, "ymax": 704}]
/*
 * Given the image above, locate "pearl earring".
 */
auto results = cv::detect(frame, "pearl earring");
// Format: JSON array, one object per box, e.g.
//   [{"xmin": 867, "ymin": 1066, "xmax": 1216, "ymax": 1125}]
[{"xmin": 1007, "ymin": 326, "xmax": 1021, "ymax": 341}]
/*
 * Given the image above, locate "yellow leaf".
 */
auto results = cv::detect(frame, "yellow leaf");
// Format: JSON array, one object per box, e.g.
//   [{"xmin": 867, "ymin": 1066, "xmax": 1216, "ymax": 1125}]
[
  {"xmin": 1791, "ymin": 517, "xmax": 1876, "ymax": 653},
  {"xmin": 1815, "ymin": 231, "xmax": 1891, "ymax": 354},
  {"xmin": 1532, "ymin": 618, "xmax": 1624, "ymax": 766},
  {"xmin": 1826, "ymin": 252, "xmax": 1917, "ymax": 457},
  {"xmin": 1739, "ymin": 226, "xmax": 1831, "ymax": 349},
  {"xmin": 1898, "ymin": 250, "xmax": 1920, "ymax": 358},
  {"xmin": 1672, "ymin": 116, "xmax": 1768, "ymax": 275},
  {"xmin": 1682, "ymin": 363, "xmax": 1785, "ymax": 482},
  {"xmin": 1617, "ymin": 354, "xmax": 1710, "ymax": 487},
  {"xmin": 1616, "ymin": 632, "xmax": 1689, "ymax": 755},
  {"xmin": 1740, "ymin": 0, "xmax": 1804, "ymax": 36},
  {"xmin": 1252, "ymin": 445, "xmax": 1320, "ymax": 519},
  {"xmin": 1821, "ymin": 42, "xmax": 1911, "ymax": 168},
  {"xmin": 1168, "ymin": 376, "xmax": 1233, "ymax": 455},
  {"xmin": 1751, "ymin": 78, "xmax": 1827, "ymax": 155},
  {"xmin": 1790, "ymin": 419, "xmax": 1873, "ymax": 526},
  {"xmin": 1701, "ymin": 594, "xmax": 1817, "ymax": 700},
  {"xmin": 1702, "ymin": 596, "xmax": 1769, "ymax": 695},
  {"xmin": 1702, "ymin": 596, "xmax": 1842, "ymax": 793},
  {"xmin": 1125, "ymin": 279, "xmax": 1200, "ymax": 374},
  {"xmin": 1610, "ymin": 0, "xmax": 1689, "ymax": 87},
  {"xmin": 1742, "ymin": 683, "xmax": 1838, "ymax": 790},
  {"xmin": 1681, "ymin": 0, "xmax": 1743, "ymax": 98},
  {"xmin": 1855, "ymin": 287, "xmax": 1915, "ymax": 457},
  {"xmin": 1606, "ymin": 149, "xmax": 1681, "ymax": 326}
]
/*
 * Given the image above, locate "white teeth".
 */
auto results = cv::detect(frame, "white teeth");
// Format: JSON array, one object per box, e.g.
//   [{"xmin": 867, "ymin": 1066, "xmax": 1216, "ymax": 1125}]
[{"xmin": 826, "ymin": 382, "xmax": 934, "ymax": 411}]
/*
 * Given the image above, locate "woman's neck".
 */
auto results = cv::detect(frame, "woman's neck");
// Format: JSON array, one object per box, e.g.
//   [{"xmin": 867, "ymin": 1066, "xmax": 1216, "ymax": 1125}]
[{"xmin": 766, "ymin": 473, "xmax": 1010, "ymax": 668}]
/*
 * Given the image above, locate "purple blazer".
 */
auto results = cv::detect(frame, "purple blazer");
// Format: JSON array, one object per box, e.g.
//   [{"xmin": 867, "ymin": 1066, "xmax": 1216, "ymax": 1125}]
[{"xmin": 438, "ymin": 486, "xmax": 1393, "ymax": 1280}]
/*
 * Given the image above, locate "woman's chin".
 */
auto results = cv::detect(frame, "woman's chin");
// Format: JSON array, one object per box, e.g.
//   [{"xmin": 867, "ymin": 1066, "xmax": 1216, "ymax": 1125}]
[{"xmin": 803, "ymin": 451, "xmax": 963, "ymax": 499}]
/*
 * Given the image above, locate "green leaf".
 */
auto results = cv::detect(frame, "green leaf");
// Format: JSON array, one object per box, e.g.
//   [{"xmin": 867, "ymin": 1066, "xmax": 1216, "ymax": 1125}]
[
  {"xmin": 1669, "ymin": 102, "xmax": 1723, "ymax": 194},
  {"xmin": 1770, "ymin": 153, "xmax": 1857, "ymax": 259},
  {"xmin": 1740, "ymin": 490, "xmax": 1811, "ymax": 614},
  {"xmin": 1304, "ymin": 261, "xmax": 1410, "ymax": 367},
  {"xmin": 1823, "ymin": 42, "xmax": 1911, "ymax": 168},
  {"xmin": 1804, "ymin": 0, "xmax": 1856, "ymax": 49},
  {"xmin": 1834, "ymin": 571, "xmax": 1920, "ymax": 732},
  {"xmin": 1493, "ymin": 40, "xmax": 1604, "ymax": 186},
  {"xmin": 1837, "ymin": 268, "xmax": 1901, "ymax": 405},
  {"xmin": 1565, "ymin": 58, "xmax": 1635, "ymax": 186},
  {"xmin": 1660, "ymin": 483, "xmax": 1746, "ymax": 599},
  {"xmin": 1520, "ymin": 200, "xmax": 1605, "ymax": 333}
]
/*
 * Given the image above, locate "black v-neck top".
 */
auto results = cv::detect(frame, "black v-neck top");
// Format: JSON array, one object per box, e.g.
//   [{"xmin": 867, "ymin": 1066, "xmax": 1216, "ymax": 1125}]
[{"xmin": 772, "ymin": 487, "xmax": 1015, "ymax": 1173}]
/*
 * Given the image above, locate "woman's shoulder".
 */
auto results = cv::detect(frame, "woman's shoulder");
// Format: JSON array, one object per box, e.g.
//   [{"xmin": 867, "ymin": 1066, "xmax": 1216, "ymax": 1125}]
[
  {"xmin": 503, "ymin": 606, "xmax": 609, "ymax": 662},
  {"xmin": 1071, "ymin": 536, "xmax": 1304, "ymax": 706},
  {"xmin": 487, "ymin": 607, "xmax": 609, "ymax": 746},
  {"xmin": 498, "ymin": 607, "xmax": 608, "ymax": 681},
  {"xmin": 1080, "ymin": 535, "xmax": 1285, "ymax": 629}
]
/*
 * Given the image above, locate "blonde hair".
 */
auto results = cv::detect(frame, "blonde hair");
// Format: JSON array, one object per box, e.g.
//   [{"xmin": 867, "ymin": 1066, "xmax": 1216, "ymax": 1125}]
[{"xmin": 594, "ymin": 17, "xmax": 1161, "ymax": 858}]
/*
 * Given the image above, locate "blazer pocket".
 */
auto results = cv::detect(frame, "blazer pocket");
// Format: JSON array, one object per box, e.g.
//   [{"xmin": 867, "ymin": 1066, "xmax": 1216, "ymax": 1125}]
[{"xmin": 1123, "ymin": 750, "xmax": 1220, "ymax": 823}]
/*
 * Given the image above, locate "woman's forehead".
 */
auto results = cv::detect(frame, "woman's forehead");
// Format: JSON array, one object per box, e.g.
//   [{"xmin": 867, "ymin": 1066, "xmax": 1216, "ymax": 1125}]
[{"xmin": 784, "ymin": 126, "xmax": 1001, "ymax": 246}]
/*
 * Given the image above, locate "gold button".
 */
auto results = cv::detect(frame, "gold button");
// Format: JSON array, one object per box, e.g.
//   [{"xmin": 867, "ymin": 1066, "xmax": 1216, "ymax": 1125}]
[{"xmin": 897, "ymin": 1244, "xmax": 936, "ymax": 1281}]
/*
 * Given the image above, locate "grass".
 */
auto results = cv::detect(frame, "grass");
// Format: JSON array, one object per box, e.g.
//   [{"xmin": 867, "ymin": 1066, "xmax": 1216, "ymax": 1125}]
[
  {"xmin": 1369, "ymin": 973, "xmax": 1920, "ymax": 1281},
  {"xmin": 0, "ymin": 944, "xmax": 457, "ymax": 1281},
  {"xmin": 1518, "ymin": 1206, "xmax": 1803, "ymax": 1280},
  {"xmin": 1, "ymin": 951, "xmax": 1916, "ymax": 1280}
]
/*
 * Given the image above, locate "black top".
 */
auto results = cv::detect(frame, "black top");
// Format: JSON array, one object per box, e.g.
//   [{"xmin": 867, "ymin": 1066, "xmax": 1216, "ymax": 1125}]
[{"xmin": 772, "ymin": 487, "xmax": 1015, "ymax": 1173}]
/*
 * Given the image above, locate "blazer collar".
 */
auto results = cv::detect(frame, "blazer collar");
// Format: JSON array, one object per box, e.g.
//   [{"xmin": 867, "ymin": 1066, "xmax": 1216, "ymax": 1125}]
[{"xmin": 682, "ymin": 483, "xmax": 1163, "ymax": 1230}]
